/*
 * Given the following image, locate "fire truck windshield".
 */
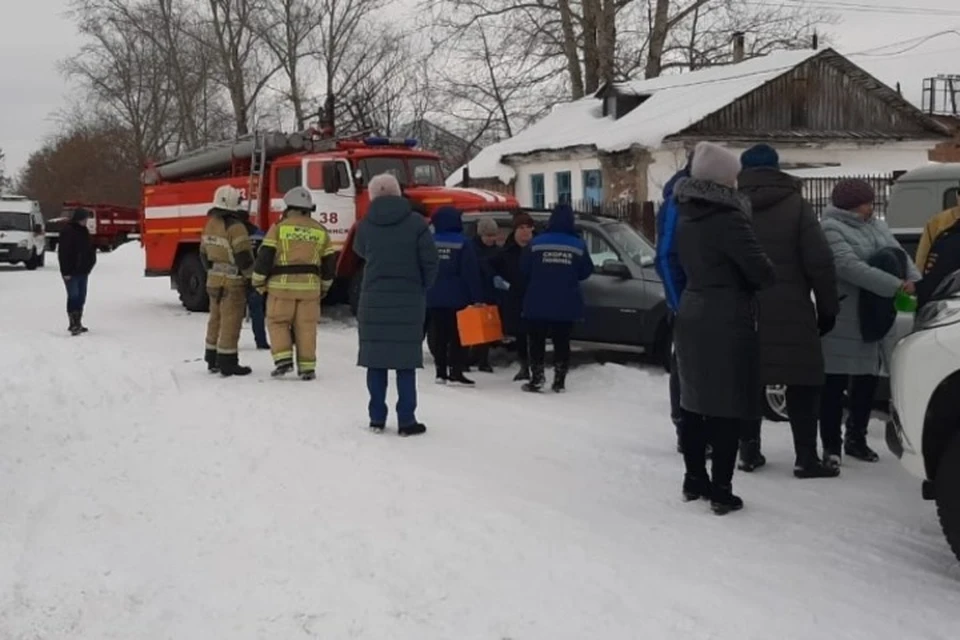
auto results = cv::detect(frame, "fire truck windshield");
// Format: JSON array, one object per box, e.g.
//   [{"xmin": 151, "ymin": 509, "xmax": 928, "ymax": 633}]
[{"xmin": 358, "ymin": 157, "xmax": 444, "ymax": 187}]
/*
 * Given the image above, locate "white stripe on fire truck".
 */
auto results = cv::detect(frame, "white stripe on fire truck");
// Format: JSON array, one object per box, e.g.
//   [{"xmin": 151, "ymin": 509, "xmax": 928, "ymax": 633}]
[{"xmin": 143, "ymin": 198, "xmax": 280, "ymax": 220}]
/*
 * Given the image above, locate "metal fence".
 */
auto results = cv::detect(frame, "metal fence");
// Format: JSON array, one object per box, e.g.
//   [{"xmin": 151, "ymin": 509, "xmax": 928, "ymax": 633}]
[{"xmin": 799, "ymin": 174, "xmax": 895, "ymax": 218}]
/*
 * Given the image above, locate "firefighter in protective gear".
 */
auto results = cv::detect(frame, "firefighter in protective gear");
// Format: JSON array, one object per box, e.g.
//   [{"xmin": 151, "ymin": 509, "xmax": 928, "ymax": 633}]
[
  {"xmin": 252, "ymin": 186, "xmax": 337, "ymax": 380},
  {"xmin": 200, "ymin": 184, "xmax": 256, "ymax": 376}
]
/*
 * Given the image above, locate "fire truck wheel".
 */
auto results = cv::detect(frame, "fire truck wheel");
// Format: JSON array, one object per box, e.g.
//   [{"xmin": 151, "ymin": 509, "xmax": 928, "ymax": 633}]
[{"xmin": 177, "ymin": 252, "xmax": 210, "ymax": 312}]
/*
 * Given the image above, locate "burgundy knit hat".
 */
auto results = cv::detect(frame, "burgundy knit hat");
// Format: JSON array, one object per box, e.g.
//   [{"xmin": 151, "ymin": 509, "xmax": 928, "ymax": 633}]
[
  {"xmin": 831, "ymin": 179, "xmax": 875, "ymax": 211},
  {"xmin": 513, "ymin": 212, "xmax": 535, "ymax": 229}
]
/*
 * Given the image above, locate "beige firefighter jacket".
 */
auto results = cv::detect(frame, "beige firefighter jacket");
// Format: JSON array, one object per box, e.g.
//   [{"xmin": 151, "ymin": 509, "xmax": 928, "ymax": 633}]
[
  {"xmin": 200, "ymin": 208, "xmax": 255, "ymax": 289},
  {"xmin": 251, "ymin": 211, "xmax": 337, "ymax": 300}
]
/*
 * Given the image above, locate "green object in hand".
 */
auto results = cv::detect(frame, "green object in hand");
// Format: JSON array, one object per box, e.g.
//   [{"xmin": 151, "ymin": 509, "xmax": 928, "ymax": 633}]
[{"xmin": 894, "ymin": 289, "xmax": 917, "ymax": 313}]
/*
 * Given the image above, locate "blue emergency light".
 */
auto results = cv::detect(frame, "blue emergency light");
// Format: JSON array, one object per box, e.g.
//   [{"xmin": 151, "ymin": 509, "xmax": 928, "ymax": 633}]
[{"xmin": 364, "ymin": 137, "xmax": 418, "ymax": 147}]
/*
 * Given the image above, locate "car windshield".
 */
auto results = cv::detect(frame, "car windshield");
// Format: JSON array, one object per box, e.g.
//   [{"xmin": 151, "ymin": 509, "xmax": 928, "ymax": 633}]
[
  {"xmin": 605, "ymin": 222, "xmax": 655, "ymax": 267},
  {"xmin": 0, "ymin": 211, "xmax": 32, "ymax": 231}
]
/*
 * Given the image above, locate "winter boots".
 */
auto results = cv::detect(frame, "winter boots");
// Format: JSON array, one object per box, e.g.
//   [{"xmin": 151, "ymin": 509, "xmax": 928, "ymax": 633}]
[
  {"xmin": 844, "ymin": 438, "xmax": 880, "ymax": 462},
  {"xmin": 710, "ymin": 486, "xmax": 744, "ymax": 515},
  {"xmin": 204, "ymin": 349, "xmax": 220, "ymax": 374},
  {"xmin": 217, "ymin": 353, "xmax": 252, "ymax": 377},
  {"xmin": 271, "ymin": 362, "xmax": 294, "ymax": 378},
  {"xmin": 513, "ymin": 360, "xmax": 531, "ymax": 382},
  {"xmin": 794, "ymin": 452, "xmax": 841, "ymax": 479},
  {"xmin": 399, "ymin": 422, "xmax": 427, "ymax": 437},
  {"xmin": 522, "ymin": 364, "xmax": 546, "ymax": 392},
  {"xmin": 551, "ymin": 362, "xmax": 568, "ymax": 392},
  {"xmin": 737, "ymin": 439, "xmax": 767, "ymax": 472},
  {"xmin": 67, "ymin": 311, "xmax": 88, "ymax": 336},
  {"xmin": 682, "ymin": 474, "xmax": 711, "ymax": 502}
]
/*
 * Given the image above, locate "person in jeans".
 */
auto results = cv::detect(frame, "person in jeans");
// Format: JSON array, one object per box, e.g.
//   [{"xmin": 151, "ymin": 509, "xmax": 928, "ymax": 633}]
[
  {"xmin": 819, "ymin": 178, "xmax": 920, "ymax": 469},
  {"xmin": 425, "ymin": 206, "xmax": 483, "ymax": 385},
  {"xmin": 239, "ymin": 210, "xmax": 269, "ymax": 350},
  {"xmin": 655, "ymin": 154, "xmax": 692, "ymax": 450},
  {"xmin": 57, "ymin": 207, "xmax": 97, "ymax": 335},
  {"xmin": 737, "ymin": 144, "xmax": 840, "ymax": 478},
  {"xmin": 492, "ymin": 212, "xmax": 536, "ymax": 381},
  {"xmin": 353, "ymin": 174, "xmax": 439, "ymax": 435},
  {"xmin": 674, "ymin": 141, "xmax": 775, "ymax": 514},
  {"xmin": 520, "ymin": 204, "xmax": 593, "ymax": 392}
]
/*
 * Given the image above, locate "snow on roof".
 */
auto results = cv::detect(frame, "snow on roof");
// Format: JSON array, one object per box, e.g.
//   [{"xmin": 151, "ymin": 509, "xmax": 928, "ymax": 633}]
[{"xmin": 449, "ymin": 48, "xmax": 822, "ymax": 186}]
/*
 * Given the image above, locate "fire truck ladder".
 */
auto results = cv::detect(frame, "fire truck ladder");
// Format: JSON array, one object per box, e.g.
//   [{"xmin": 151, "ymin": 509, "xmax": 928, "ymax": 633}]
[{"xmin": 247, "ymin": 130, "xmax": 267, "ymax": 214}]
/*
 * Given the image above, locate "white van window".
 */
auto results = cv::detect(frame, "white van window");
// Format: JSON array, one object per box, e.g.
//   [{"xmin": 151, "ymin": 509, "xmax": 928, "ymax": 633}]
[{"xmin": 0, "ymin": 212, "xmax": 32, "ymax": 231}]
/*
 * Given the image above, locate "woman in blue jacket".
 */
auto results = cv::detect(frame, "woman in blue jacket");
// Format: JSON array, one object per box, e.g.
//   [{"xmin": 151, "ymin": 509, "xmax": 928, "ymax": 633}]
[
  {"xmin": 521, "ymin": 204, "xmax": 593, "ymax": 392},
  {"xmin": 426, "ymin": 206, "xmax": 483, "ymax": 385}
]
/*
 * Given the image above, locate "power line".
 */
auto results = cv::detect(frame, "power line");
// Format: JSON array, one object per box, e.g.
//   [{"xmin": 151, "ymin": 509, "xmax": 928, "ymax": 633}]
[
  {"xmin": 853, "ymin": 30, "xmax": 960, "ymax": 56},
  {"xmin": 752, "ymin": 0, "xmax": 960, "ymax": 18}
]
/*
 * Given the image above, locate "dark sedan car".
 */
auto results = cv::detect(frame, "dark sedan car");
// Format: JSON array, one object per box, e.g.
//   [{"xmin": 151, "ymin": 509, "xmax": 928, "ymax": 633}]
[{"xmin": 462, "ymin": 210, "xmax": 673, "ymax": 369}]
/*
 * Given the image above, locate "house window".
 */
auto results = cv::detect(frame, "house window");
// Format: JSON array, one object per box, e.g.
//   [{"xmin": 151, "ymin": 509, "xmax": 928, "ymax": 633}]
[
  {"xmin": 530, "ymin": 174, "xmax": 545, "ymax": 209},
  {"xmin": 555, "ymin": 171, "xmax": 572, "ymax": 205},
  {"xmin": 582, "ymin": 169, "xmax": 603, "ymax": 205}
]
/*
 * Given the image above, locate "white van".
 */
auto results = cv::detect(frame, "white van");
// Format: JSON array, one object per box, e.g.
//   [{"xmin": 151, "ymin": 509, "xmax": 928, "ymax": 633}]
[{"xmin": 0, "ymin": 195, "xmax": 46, "ymax": 270}]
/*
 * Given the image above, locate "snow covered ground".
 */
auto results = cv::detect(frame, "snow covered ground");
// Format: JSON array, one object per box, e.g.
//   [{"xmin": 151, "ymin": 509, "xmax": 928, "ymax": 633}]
[{"xmin": 1, "ymin": 245, "xmax": 958, "ymax": 639}]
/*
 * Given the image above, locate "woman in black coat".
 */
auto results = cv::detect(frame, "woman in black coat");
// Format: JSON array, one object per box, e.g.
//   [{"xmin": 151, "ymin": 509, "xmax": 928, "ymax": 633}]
[
  {"xmin": 491, "ymin": 212, "xmax": 536, "ymax": 381},
  {"xmin": 737, "ymin": 144, "xmax": 840, "ymax": 478},
  {"xmin": 57, "ymin": 207, "xmax": 98, "ymax": 335},
  {"xmin": 674, "ymin": 141, "xmax": 775, "ymax": 515}
]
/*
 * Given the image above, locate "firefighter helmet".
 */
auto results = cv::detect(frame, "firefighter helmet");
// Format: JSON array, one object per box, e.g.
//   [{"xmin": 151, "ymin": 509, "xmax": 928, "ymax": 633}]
[
  {"xmin": 283, "ymin": 186, "xmax": 316, "ymax": 212},
  {"xmin": 213, "ymin": 185, "xmax": 242, "ymax": 211}
]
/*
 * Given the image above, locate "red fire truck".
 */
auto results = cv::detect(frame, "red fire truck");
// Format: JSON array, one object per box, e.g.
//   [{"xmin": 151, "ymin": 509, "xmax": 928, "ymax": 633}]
[
  {"xmin": 140, "ymin": 129, "xmax": 517, "ymax": 312},
  {"xmin": 46, "ymin": 201, "xmax": 140, "ymax": 253}
]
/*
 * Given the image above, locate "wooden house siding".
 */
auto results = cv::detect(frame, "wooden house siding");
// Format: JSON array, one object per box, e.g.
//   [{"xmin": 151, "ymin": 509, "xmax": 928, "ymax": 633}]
[{"xmin": 673, "ymin": 53, "xmax": 948, "ymax": 141}]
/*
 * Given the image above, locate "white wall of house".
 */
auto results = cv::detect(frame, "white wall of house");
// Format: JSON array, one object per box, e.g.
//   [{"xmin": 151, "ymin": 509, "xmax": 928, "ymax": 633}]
[
  {"xmin": 509, "ymin": 156, "xmax": 602, "ymax": 208},
  {"xmin": 645, "ymin": 140, "xmax": 937, "ymax": 203}
]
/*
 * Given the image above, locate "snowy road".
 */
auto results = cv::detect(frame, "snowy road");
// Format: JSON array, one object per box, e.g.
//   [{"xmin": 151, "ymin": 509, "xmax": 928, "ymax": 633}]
[{"xmin": 1, "ymin": 246, "xmax": 958, "ymax": 639}]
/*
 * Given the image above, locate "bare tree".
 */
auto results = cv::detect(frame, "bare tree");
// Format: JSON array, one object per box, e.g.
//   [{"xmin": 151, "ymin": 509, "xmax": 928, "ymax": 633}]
[
  {"xmin": 0, "ymin": 148, "xmax": 13, "ymax": 192},
  {"xmin": 62, "ymin": 2, "xmax": 177, "ymax": 165},
  {"xmin": 256, "ymin": 0, "xmax": 322, "ymax": 127}
]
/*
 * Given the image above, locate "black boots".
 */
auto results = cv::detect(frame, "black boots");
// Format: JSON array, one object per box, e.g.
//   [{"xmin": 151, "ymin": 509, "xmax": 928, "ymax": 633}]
[
  {"xmin": 217, "ymin": 353, "xmax": 251, "ymax": 377},
  {"xmin": 272, "ymin": 362, "xmax": 294, "ymax": 378},
  {"xmin": 399, "ymin": 422, "xmax": 427, "ymax": 437},
  {"xmin": 794, "ymin": 451, "xmax": 841, "ymax": 479},
  {"xmin": 710, "ymin": 486, "xmax": 744, "ymax": 515},
  {"xmin": 551, "ymin": 362, "xmax": 568, "ymax": 392},
  {"xmin": 682, "ymin": 474, "xmax": 711, "ymax": 501},
  {"xmin": 738, "ymin": 439, "xmax": 767, "ymax": 472},
  {"xmin": 513, "ymin": 360, "xmax": 531, "ymax": 381},
  {"xmin": 522, "ymin": 364, "xmax": 546, "ymax": 392},
  {"xmin": 844, "ymin": 438, "xmax": 879, "ymax": 462},
  {"xmin": 205, "ymin": 349, "xmax": 219, "ymax": 374},
  {"xmin": 67, "ymin": 311, "xmax": 88, "ymax": 336}
]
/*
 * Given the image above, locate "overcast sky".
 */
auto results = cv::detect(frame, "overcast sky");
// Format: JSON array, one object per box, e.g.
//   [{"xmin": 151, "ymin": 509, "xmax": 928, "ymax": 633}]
[{"xmin": 2, "ymin": 0, "xmax": 959, "ymax": 176}]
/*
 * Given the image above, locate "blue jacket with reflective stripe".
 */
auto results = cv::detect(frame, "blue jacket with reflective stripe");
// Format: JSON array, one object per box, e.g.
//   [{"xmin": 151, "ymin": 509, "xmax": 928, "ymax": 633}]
[
  {"xmin": 655, "ymin": 167, "xmax": 689, "ymax": 313},
  {"xmin": 426, "ymin": 206, "xmax": 483, "ymax": 309},
  {"xmin": 521, "ymin": 205, "xmax": 594, "ymax": 322}
]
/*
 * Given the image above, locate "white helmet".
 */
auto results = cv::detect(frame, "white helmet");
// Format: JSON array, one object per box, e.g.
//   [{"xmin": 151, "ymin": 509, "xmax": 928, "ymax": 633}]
[
  {"xmin": 213, "ymin": 185, "xmax": 242, "ymax": 211},
  {"xmin": 283, "ymin": 186, "xmax": 315, "ymax": 212}
]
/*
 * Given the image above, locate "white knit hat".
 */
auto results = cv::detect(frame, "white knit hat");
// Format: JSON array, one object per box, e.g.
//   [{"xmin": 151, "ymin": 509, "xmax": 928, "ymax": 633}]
[{"xmin": 690, "ymin": 141, "xmax": 740, "ymax": 188}]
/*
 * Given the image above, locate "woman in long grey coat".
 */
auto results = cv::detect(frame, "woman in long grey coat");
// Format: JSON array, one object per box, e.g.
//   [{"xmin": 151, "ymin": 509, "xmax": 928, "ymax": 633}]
[
  {"xmin": 353, "ymin": 174, "xmax": 439, "ymax": 436},
  {"xmin": 674, "ymin": 141, "xmax": 776, "ymax": 515},
  {"xmin": 737, "ymin": 144, "xmax": 840, "ymax": 479},
  {"xmin": 820, "ymin": 178, "xmax": 920, "ymax": 467}
]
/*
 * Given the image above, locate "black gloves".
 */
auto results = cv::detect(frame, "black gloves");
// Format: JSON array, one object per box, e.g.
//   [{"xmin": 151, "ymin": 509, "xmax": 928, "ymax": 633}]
[{"xmin": 818, "ymin": 314, "xmax": 836, "ymax": 336}]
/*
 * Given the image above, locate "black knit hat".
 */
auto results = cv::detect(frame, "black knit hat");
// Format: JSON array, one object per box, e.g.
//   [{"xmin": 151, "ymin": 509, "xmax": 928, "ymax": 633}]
[
  {"xmin": 513, "ymin": 212, "xmax": 535, "ymax": 229},
  {"xmin": 831, "ymin": 179, "xmax": 875, "ymax": 211},
  {"xmin": 71, "ymin": 208, "xmax": 92, "ymax": 222}
]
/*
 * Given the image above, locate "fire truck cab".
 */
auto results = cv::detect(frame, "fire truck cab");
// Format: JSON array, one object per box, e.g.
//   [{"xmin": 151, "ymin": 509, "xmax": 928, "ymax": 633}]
[{"xmin": 141, "ymin": 131, "xmax": 517, "ymax": 312}]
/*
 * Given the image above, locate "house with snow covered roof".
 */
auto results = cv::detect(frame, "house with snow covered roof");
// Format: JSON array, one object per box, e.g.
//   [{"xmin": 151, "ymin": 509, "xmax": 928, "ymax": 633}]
[{"xmin": 449, "ymin": 47, "xmax": 951, "ymax": 208}]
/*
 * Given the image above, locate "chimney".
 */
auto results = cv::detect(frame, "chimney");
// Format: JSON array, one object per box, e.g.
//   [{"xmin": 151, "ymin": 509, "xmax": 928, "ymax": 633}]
[
  {"xmin": 896, "ymin": 82, "xmax": 902, "ymax": 95},
  {"xmin": 811, "ymin": 32, "xmax": 819, "ymax": 50},
  {"xmin": 732, "ymin": 32, "xmax": 745, "ymax": 63}
]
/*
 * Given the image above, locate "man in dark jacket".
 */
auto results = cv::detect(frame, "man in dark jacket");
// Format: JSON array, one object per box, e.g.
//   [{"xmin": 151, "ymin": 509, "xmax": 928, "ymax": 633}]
[
  {"xmin": 57, "ymin": 207, "xmax": 97, "ymax": 335},
  {"xmin": 469, "ymin": 217, "xmax": 501, "ymax": 372},
  {"xmin": 426, "ymin": 206, "xmax": 483, "ymax": 385},
  {"xmin": 738, "ymin": 143, "xmax": 841, "ymax": 479},
  {"xmin": 675, "ymin": 141, "xmax": 776, "ymax": 514},
  {"xmin": 521, "ymin": 204, "xmax": 593, "ymax": 392},
  {"xmin": 655, "ymin": 154, "xmax": 692, "ymax": 449},
  {"xmin": 239, "ymin": 210, "xmax": 269, "ymax": 350},
  {"xmin": 492, "ymin": 212, "xmax": 536, "ymax": 381},
  {"xmin": 354, "ymin": 174, "xmax": 439, "ymax": 436}
]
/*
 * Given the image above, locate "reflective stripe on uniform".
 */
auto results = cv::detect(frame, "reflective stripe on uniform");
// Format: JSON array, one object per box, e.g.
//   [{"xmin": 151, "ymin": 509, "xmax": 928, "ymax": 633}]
[
  {"xmin": 267, "ymin": 279, "xmax": 322, "ymax": 292},
  {"xmin": 210, "ymin": 263, "xmax": 240, "ymax": 276},
  {"xmin": 274, "ymin": 351, "xmax": 294, "ymax": 363},
  {"xmin": 202, "ymin": 235, "xmax": 232, "ymax": 250},
  {"xmin": 278, "ymin": 225, "xmax": 327, "ymax": 243}
]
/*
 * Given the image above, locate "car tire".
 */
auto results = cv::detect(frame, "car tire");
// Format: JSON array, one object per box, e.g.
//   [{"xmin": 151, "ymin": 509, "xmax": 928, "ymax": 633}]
[
  {"xmin": 24, "ymin": 250, "xmax": 39, "ymax": 271},
  {"xmin": 177, "ymin": 252, "xmax": 209, "ymax": 312},
  {"xmin": 348, "ymin": 266, "xmax": 364, "ymax": 317},
  {"xmin": 935, "ymin": 431, "xmax": 960, "ymax": 563},
  {"xmin": 763, "ymin": 384, "xmax": 789, "ymax": 422},
  {"xmin": 38, "ymin": 250, "xmax": 45, "ymax": 267}
]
